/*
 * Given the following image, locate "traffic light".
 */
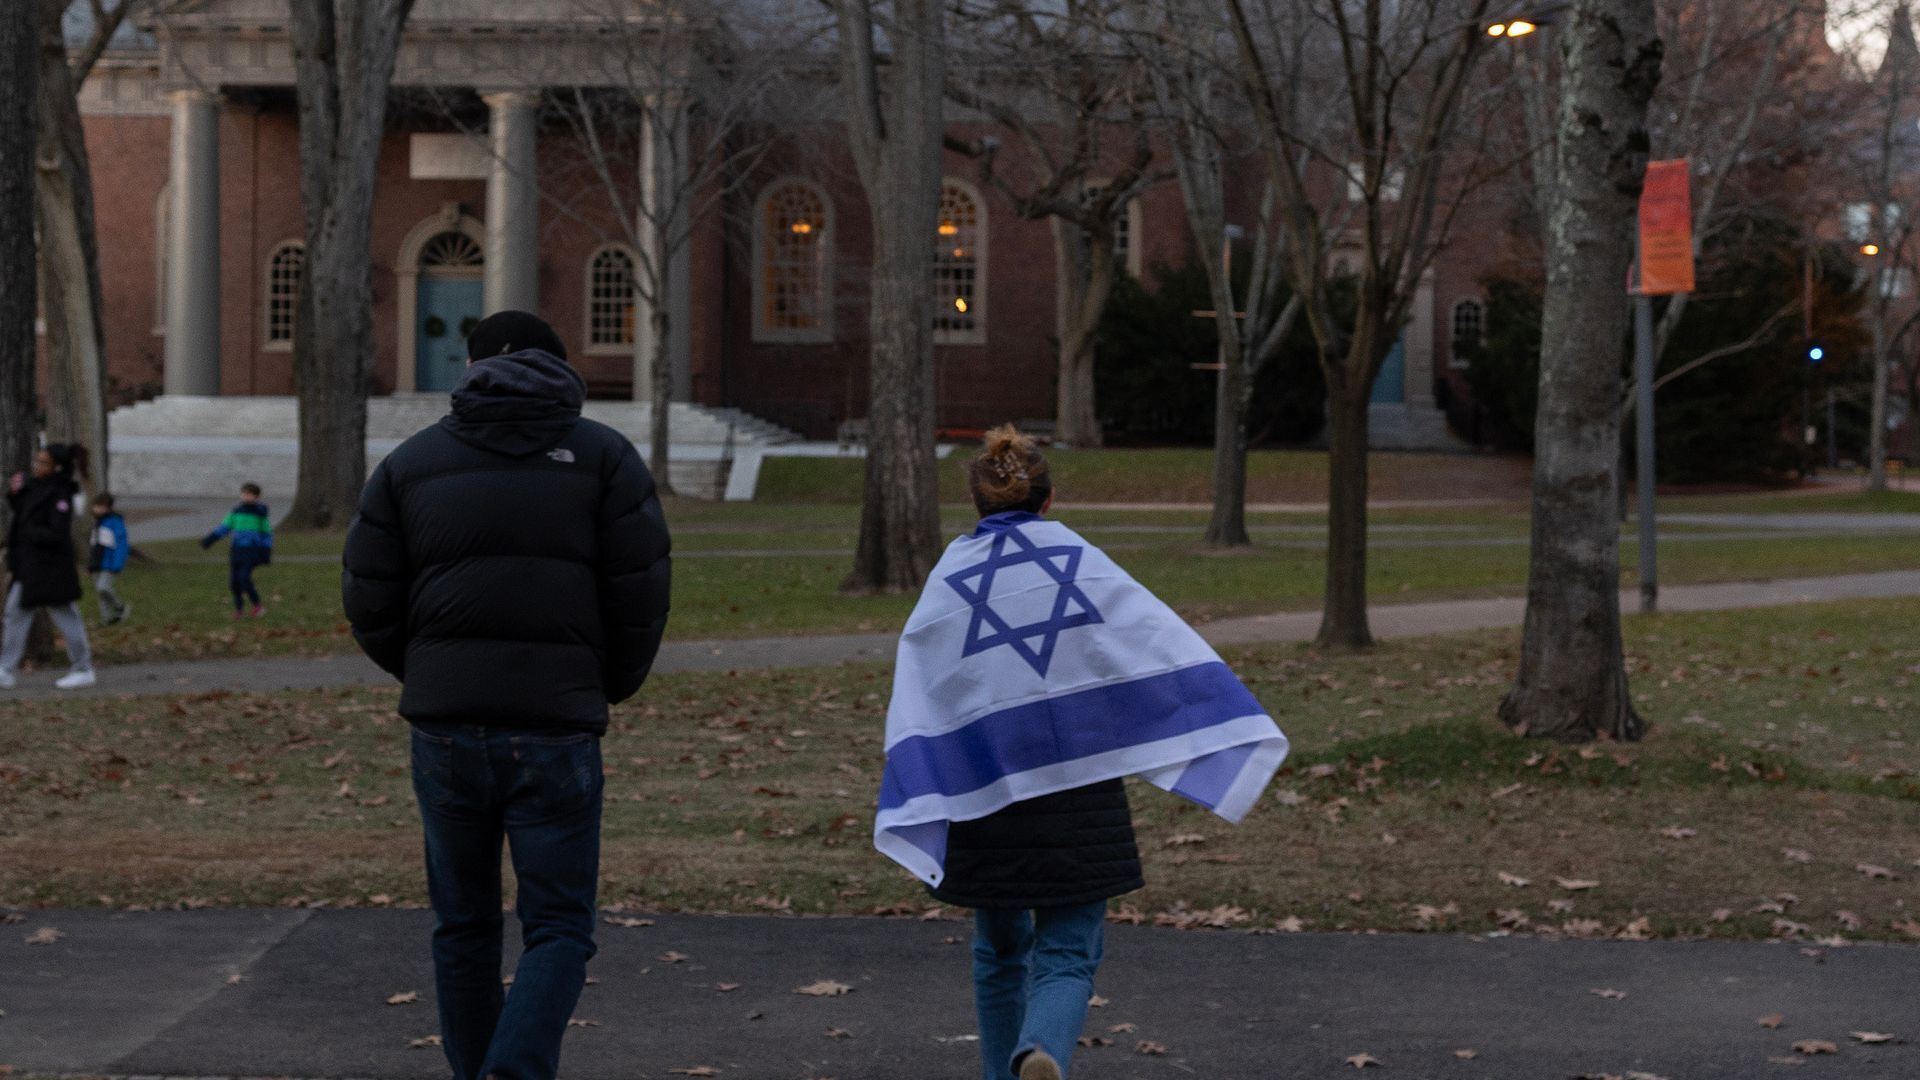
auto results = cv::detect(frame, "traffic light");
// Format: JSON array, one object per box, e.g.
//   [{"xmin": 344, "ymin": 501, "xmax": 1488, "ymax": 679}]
[{"xmin": 1806, "ymin": 340, "xmax": 1826, "ymax": 364}]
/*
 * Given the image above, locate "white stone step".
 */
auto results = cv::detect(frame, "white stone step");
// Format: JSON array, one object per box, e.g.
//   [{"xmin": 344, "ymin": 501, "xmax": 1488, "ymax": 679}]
[{"xmin": 104, "ymin": 395, "xmax": 787, "ymax": 499}]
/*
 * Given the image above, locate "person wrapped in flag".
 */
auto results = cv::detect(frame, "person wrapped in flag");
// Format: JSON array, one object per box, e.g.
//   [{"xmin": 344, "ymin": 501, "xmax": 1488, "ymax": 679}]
[{"xmin": 875, "ymin": 426, "xmax": 1289, "ymax": 1080}]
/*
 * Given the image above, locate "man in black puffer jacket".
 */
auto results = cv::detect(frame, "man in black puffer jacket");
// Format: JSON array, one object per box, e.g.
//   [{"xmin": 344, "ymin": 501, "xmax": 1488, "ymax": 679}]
[{"xmin": 343, "ymin": 311, "xmax": 669, "ymax": 1080}]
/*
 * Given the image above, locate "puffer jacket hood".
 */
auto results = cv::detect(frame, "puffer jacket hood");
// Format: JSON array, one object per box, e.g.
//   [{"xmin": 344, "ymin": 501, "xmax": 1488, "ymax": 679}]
[{"xmin": 442, "ymin": 348, "xmax": 587, "ymax": 458}]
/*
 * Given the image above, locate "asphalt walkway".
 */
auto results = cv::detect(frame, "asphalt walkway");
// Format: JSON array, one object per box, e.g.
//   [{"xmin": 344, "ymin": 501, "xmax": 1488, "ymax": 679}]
[
  {"xmin": 7, "ymin": 568, "xmax": 1920, "ymax": 699},
  {"xmin": 2, "ymin": 908, "xmax": 1914, "ymax": 1079}
]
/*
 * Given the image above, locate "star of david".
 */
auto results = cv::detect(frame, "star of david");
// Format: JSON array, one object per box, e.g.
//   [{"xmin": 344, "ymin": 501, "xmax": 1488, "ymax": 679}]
[{"xmin": 945, "ymin": 526, "xmax": 1103, "ymax": 678}]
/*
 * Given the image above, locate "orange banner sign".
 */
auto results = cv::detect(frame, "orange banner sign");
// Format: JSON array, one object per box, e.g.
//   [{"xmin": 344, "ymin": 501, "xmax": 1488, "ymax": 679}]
[{"xmin": 1638, "ymin": 159, "xmax": 1695, "ymax": 296}]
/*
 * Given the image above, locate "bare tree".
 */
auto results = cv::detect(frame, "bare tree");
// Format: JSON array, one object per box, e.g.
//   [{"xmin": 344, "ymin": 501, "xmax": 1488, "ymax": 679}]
[
  {"xmin": 1499, "ymin": 0, "xmax": 1662, "ymax": 742},
  {"xmin": 947, "ymin": 0, "xmax": 1164, "ymax": 448},
  {"xmin": 1222, "ymin": 0, "xmax": 1500, "ymax": 649},
  {"xmin": 0, "ymin": 3, "xmax": 39, "ymax": 495},
  {"xmin": 285, "ymin": 0, "xmax": 415, "ymax": 529},
  {"xmin": 1834, "ymin": 1, "xmax": 1920, "ymax": 491},
  {"xmin": 34, "ymin": 0, "xmax": 139, "ymax": 497},
  {"xmin": 1136, "ymin": 0, "xmax": 1302, "ymax": 547},
  {"xmin": 494, "ymin": 0, "xmax": 801, "ymax": 494},
  {"xmin": 832, "ymin": 0, "xmax": 946, "ymax": 593}
]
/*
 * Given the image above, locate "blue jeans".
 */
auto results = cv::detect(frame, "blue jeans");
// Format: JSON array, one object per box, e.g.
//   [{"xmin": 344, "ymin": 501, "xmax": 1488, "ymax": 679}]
[
  {"xmin": 972, "ymin": 901, "xmax": 1107, "ymax": 1080},
  {"xmin": 411, "ymin": 722, "xmax": 603, "ymax": 1080}
]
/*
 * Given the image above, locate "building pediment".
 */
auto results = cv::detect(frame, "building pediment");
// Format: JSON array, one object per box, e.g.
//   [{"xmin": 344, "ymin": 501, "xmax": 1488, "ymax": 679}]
[{"xmin": 147, "ymin": 0, "xmax": 696, "ymax": 90}]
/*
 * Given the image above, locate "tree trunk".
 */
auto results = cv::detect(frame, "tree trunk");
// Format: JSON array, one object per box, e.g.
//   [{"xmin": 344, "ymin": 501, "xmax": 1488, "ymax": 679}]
[
  {"xmin": 648, "ymin": 306, "xmax": 675, "ymax": 496},
  {"xmin": 1868, "ymin": 313, "xmax": 1889, "ymax": 492},
  {"xmin": 0, "ymin": 3, "xmax": 38, "ymax": 493},
  {"xmin": 34, "ymin": 8, "xmax": 108, "ymax": 499},
  {"xmin": 1202, "ymin": 334, "xmax": 1252, "ymax": 547},
  {"xmin": 1051, "ymin": 217, "xmax": 1111, "ymax": 449},
  {"xmin": 837, "ymin": 0, "xmax": 945, "ymax": 594},
  {"xmin": 286, "ymin": 0, "xmax": 414, "ymax": 530},
  {"xmin": 1317, "ymin": 367, "xmax": 1373, "ymax": 649},
  {"xmin": 1499, "ymin": 0, "xmax": 1661, "ymax": 743}
]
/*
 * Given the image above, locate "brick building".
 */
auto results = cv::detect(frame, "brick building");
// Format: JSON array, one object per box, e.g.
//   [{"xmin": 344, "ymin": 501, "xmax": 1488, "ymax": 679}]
[{"xmin": 64, "ymin": 0, "xmax": 1482, "ymax": 457}]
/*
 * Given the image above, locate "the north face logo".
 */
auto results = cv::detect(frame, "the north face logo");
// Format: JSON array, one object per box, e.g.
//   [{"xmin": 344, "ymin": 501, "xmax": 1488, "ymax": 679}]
[{"xmin": 547, "ymin": 448, "xmax": 576, "ymax": 464}]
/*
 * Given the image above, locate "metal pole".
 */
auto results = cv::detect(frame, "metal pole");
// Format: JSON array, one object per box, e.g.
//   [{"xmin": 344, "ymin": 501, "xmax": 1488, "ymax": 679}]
[
  {"xmin": 1827, "ymin": 388, "xmax": 1838, "ymax": 469},
  {"xmin": 1634, "ymin": 294, "xmax": 1657, "ymax": 613}
]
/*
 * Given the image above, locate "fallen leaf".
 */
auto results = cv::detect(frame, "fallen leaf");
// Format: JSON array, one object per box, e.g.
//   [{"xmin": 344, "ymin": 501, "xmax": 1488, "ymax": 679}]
[
  {"xmin": 1164, "ymin": 833, "xmax": 1208, "ymax": 847},
  {"xmin": 1077, "ymin": 1035, "xmax": 1114, "ymax": 1048},
  {"xmin": 1590, "ymin": 988, "xmax": 1628, "ymax": 1000},
  {"xmin": 1088, "ymin": 995, "xmax": 1111, "ymax": 1008},
  {"xmin": 1554, "ymin": 877, "xmax": 1600, "ymax": 891},
  {"xmin": 824, "ymin": 1027, "xmax": 852, "ymax": 1039},
  {"xmin": 1273, "ymin": 916, "xmax": 1307, "ymax": 933},
  {"xmin": 567, "ymin": 1018, "xmax": 600, "ymax": 1028},
  {"xmin": 1453, "ymin": 1048, "xmax": 1478, "ymax": 1059},
  {"xmin": 604, "ymin": 916, "xmax": 655, "ymax": 928},
  {"xmin": 1835, "ymin": 911, "xmax": 1863, "ymax": 931},
  {"xmin": 1758, "ymin": 1014, "xmax": 1786, "ymax": 1029},
  {"xmin": 1656, "ymin": 826, "xmax": 1697, "ymax": 840},
  {"xmin": 713, "ymin": 983, "xmax": 741, "ymax": 992},
  {"xmin": 1850, "ymin": 1031, "xmax": 1895, "ymax": 1044},
  {"xmin": 1108, "ymin": 1022, "xmax": 1138, "ymax": 1033},
  {"xmin": 386, "ymin": 991, "xmax": 420, "ymax": 1006},
  {"xmin": 406, "ymin": 1035, "xmax": 442, "ymax": 1049},
  {"xmin": 1497, "ymin": 871, "xmax": 1531, "ymax": 888},
  {"xmin": 1135, "ymin": 1040, "xmax": 1168, "ymax": 1055},
  {"xmin": 1345, "ymin": 1052, "xmax": 1382, "ymax": 1068},
  {"xmin": 1855, "ymin": 863, "xmax": 1899, "ymax": 880},
  {"xmin": 658, "ymin": 951, "xmax": 690, "ymax": 964},
  {"xmin": 24, "ymin": 927, "xmax": 64, "ymax": 946},
  {"xmin": 1712, "ymin": 908, "xmax": 1733, "ymax": 923},
  {"xmin": 1783, "ymin": 848, "xmax": 1813, "ymax": 863},
  {"xmin": 1791, "ymin": 1040, "xmax": 1838, "ymax": 1055},
  {"xmin": 793, "ymin": 980, "xmax": 854, "ymax": 996}
]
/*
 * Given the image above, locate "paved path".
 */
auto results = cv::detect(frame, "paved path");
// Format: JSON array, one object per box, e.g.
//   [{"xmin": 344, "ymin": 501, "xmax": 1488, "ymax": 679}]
[
  {"xmin": 1, "ymin": 909, "xmax": 1913, "ymax": 1079},
  {"xmin": 7, "ymin": 569, "xmax": 1920, "ymax": 700}
]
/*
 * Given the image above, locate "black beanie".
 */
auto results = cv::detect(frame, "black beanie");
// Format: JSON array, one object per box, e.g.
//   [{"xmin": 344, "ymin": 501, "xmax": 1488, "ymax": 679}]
[{"xmin": 466, "ymin": 310, "xmax": 568, "ymax": 363}]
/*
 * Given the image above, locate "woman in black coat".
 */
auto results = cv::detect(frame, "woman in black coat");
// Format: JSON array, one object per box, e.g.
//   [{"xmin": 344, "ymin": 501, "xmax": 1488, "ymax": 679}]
[{"xmin": 1, "ymin": 443, "xmax": 97, "ymax": 689}]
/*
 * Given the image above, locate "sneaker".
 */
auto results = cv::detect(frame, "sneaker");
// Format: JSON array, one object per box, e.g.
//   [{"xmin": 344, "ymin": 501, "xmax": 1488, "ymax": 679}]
[
  {"xmin": 1018, "ymin": 1050, "xmax": 1062, "ymax": 1080},
  {"xmin": 249, "ymin": 606, "xmax": 267, "ymax": 619},
  {"xmin": 0, "ymin": 669, "xmax": 14, "ymax": 690},
  {"xmin": 54, "ymin": 669, "xmax": 97, "ymax": 690}
]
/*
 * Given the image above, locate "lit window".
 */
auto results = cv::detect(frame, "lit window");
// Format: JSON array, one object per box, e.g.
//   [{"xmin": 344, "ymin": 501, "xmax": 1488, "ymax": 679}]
[
  {"xmin": 934, "ymin": 180, "xmax": 987, "ymax": 344},
  {"xmin": 586, "ymin": 245, "xmax": 637, "ymax": 352},
  {"xmin": 265, "ymin": 241, "xmax": 305, "ymax": 348},
  {"xmin": 753, "ymin": 179, "xmax": 833, "ymax": 343}
]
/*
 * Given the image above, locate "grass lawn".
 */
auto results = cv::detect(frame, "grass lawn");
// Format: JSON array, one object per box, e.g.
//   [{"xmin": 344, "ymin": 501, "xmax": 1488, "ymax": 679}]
[
  {"xmin": 4, "ymin": 598, "xmax": 1917, "ymax": 943},
  {"xmin": 58, "ymin": 489, "xmax": 1920, "ymax": 664},
  {"xmin": 755, "ymin": 448, "xmax": 1537, "ymax": 505}
]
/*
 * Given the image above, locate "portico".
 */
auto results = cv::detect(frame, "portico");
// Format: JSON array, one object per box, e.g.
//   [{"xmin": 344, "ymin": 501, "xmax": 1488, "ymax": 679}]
[{"xmin": 146, "ymin": 0, "xmax": 691, "ymax": 403}]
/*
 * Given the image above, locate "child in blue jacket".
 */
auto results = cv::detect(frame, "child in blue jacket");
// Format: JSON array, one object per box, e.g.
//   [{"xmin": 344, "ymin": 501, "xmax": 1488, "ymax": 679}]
[
  {"xmin": 87, "ymin": 492, "xmax": 130, "ymax": 624},
  {"xmin": 201, "ymin": 482, "xmax": 273, "ymax": 618}
]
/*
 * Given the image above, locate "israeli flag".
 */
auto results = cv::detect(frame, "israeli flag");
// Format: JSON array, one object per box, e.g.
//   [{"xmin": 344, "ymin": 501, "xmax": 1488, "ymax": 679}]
[{"xmin": 875, "ymin": 511, "xmax": 1290, "ymax": 886}]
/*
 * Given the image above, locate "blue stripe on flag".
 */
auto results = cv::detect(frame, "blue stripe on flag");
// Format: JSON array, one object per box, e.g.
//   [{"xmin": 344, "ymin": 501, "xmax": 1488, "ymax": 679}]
[
  {"xmin": 1170, "ymin": 742, "xmax": 1257, "ymax": 806},
  {"xmin": 879, "ymin": 662, "xmax": 1264, "ymax": 810}
]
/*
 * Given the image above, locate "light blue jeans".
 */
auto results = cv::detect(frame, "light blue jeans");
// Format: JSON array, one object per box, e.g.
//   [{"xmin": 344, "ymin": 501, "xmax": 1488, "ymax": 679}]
[{"xmin": 971, "ymin": 900, "xmax": 1107, "ymax": 1080}]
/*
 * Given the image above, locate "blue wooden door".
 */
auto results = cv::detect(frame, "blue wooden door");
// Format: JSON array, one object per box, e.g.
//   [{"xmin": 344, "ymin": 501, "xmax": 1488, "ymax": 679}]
[
  {"xmin": 416, "ymin": 277, "xmax": 484, "ymax": 392},
  {"xmin": 1370, "ymin": 337, "xmax": 1406, "ymax": 404}
]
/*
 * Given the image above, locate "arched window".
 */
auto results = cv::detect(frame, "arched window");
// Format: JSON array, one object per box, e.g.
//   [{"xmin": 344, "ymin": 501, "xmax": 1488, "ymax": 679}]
[
  {"xmin": 264, "ymin": 241, "xmax": 305, "ymax": 349},
  {"xmin": 934, "ymin": 179, "xmax": 987, "ymax": 345},
  {"xmin": 753, "ymin": 179, "xmax": 833, "ymax": 343},
  {"xmin": 1450, "ymin": 298, "xmax": 1484, "ymax": 367},
  {"xmin": 585, "ymin": 245, "xmax": 637, "ymax": 353},
  {"xmin": 1085, "ymin": 181, "xmax": 1145, "ymax": 279}
]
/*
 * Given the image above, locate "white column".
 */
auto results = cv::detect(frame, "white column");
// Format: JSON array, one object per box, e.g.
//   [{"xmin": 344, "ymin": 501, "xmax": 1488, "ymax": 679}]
[
  {"xmin": 1405, "ymin": 269, "xmax": 1438, "ymax": 410},
  {"xmin": 164, "ymin": 89, "xmax": 221, "ymax": 396},
  {"xmin": 482, "ymin": 91, "xmax": 539, "ymax": 315},
  {"xmin": 633, "ymin": 99, "xmax": 692, "ymax": 402}
]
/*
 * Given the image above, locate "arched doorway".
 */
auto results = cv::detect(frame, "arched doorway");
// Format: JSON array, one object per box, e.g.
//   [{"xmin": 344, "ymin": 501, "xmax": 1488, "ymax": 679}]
[
  {"xmin": 413, "ymin": 231, "xmax": 485, "ymax": 392},
  {"xmin": 394, "ymin": 206, "xmax": 486, "ymax": 394}
]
